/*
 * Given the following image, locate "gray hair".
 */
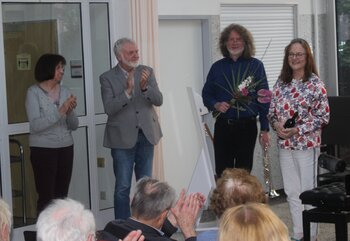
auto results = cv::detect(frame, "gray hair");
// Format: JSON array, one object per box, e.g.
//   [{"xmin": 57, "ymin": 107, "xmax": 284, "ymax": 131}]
[
  {"xmin": 36, "ymin": 198, "xmax": 95, "ymax": 241},
  {"xmin": 113, "ymin": 37, "xmax": 135, "ymax": 60},
  {"xmin": 131, "ymin": 177, "xmax": 176, "ymax": 220},
  {"xmin": 0, "ymin": 198, "xmax": 11, "ymax": 240}
]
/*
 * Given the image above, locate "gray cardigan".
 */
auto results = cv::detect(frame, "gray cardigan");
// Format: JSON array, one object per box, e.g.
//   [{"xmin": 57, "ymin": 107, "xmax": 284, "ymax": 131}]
[{"xmin": 25, "ymin": 84, "xmax": 79, "ymax": 148}]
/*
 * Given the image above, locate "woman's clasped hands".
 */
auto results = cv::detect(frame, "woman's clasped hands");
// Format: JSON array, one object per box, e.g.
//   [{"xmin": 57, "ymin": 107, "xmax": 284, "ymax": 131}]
[
  {"xmin": 59, "ymin": 95, "xmax": 77, "ymax": 115},
  {"xmin": 274, "ymin": 122, "xmax": 298, "ymax": 139}
]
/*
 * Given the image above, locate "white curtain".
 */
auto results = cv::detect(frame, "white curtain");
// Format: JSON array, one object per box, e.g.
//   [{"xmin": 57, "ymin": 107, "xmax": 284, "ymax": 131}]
[{"xmin": 130, "ymin": 0, "xmax": 164, "ymax": 180}]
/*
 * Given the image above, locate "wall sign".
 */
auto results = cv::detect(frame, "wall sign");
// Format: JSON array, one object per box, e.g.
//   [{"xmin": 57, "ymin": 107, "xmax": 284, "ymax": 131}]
[
  {"xmin": 70, "ymin": 60, "xmax": 83, "ymax": 78},
  {"xmin": 16, "ymin": 53, "xmax": 31, "ymax": 71}
]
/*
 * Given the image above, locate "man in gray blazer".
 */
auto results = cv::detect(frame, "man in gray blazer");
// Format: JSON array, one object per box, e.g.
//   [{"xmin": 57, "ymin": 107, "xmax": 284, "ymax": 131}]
[{"xmin": 100, "ymin": 38, "xmax": 163, "ymax": 219}]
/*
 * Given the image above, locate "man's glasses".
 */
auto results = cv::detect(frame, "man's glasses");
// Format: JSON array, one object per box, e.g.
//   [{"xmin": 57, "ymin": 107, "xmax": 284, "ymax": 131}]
[{"xmin": 288, "ymin": 52, "xmax": 306, "ymax": 58}]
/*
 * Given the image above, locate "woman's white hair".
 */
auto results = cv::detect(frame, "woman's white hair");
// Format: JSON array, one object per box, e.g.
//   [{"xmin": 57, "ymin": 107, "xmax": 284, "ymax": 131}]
[
  {"xmin": 36, "ymin": 198, "xmax": 95, "ymax": 241},
  {"xmin": 0, "ymin": 198, "xmax": 12, "ymax": 239}
]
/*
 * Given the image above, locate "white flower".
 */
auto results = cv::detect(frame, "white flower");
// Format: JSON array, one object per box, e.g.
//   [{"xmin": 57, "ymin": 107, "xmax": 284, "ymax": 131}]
[{"xmin": 238, "ymin": 76, "xmax": 253, "ymax": 91}]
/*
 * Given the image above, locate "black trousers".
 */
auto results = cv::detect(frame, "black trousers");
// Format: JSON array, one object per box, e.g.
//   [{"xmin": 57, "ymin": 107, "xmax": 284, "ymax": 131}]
[
  {"xmin": 214, "ymin": 117, "xmax": 257, "ymax": 177},
  {"xmin": 30, "ymin": 145, "xmax": 74, "ymax": 215}
]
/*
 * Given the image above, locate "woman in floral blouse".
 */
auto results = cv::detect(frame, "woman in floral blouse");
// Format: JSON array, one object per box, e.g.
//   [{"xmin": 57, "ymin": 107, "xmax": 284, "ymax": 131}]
[{"xmin": 268, "ymin": 38, "xmax": 329, "ymax": 241}]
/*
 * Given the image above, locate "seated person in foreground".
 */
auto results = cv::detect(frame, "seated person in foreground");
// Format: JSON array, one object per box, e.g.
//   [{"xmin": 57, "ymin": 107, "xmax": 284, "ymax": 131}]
[
  {"xmin": 219, "ymin": 203, "xmax": 290, "ymax": 241},
  {"xmin": 36, "ymin": 198, "xmax": 96, "ymax": 241},
  {"xmin": 0, "ymin": 198, "xmax": 12, "ymax": 241},
  {"xmin": 103, "ymin": 177, "xmax": 205, "ymax": 241},
  {"xmin": 197, "ymin": 168, "xmax": 267, "ymax": 241},
  {"xmin": 36, "ymin": 198, "xmax": 145, "ymax": 241}
]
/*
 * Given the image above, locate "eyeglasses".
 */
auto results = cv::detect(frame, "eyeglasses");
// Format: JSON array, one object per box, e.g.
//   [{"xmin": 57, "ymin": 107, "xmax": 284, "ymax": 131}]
[{"xmin": 288, "ymin": 52, "xmax": 306, "ymax": 58}]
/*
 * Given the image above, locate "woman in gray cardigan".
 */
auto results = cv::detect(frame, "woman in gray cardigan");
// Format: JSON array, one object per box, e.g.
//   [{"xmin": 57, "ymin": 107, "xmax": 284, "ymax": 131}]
[{"xmin": 25, "ymin": 54, "xmax": 79, "ymax": 215}]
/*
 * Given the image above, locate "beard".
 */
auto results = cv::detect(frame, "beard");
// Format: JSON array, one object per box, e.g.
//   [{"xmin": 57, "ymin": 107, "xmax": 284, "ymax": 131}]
[
  {"xmin": 125, "ymin": 60, "xmax": 139, "ymax": 68},
  {"xmin": 228, "ymin": 47, "xmax": 244, "ymax": 57},
  {"xmin": 121, "ymin": 55, "xmax": 139, "ymax": 68}
]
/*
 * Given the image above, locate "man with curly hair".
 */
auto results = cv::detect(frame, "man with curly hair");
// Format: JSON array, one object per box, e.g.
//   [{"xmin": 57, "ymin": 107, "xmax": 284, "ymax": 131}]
[{"xmin": 202, "ymin": 23, "xmax": 270, "ymax": 177}]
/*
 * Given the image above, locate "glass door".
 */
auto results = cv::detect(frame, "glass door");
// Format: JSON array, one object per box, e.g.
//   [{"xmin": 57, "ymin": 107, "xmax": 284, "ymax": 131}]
[{"xmin": 0, "ymin": 2, "xmax": 114, "ymax": 240}]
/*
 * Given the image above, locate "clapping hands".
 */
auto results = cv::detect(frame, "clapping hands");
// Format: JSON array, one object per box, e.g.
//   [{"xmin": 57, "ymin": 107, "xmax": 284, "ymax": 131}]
[
  {"xmin": 125, "ymin": 68, "xmax": 150, "ymax": 94},
  {"xmin": 59, "ymin": 95, "xmax": 77, "ymax": 115},
  {"xmin": 140, "ymin": 69, "xmax": 150, "ymax": 91},
  {"xmin": 168, "ymin": 190, "xmax": 206, "ymax": 239}
]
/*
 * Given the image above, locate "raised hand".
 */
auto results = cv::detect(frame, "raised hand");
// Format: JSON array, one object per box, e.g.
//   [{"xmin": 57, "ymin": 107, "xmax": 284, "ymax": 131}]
[
  {"xmin": 170, "ymin": 191, "xmax": 205, "ymax": 239},
  {"xmin": 140, "ymin": 69, "xmax": 150, "ymax": 91},
  {"xmin": 167, "ymin": 189, "xmax": 185, "ymax": 228},
  {"xmin": 59, "ymin": 95, "xmax": 77, "ymax": 115}
]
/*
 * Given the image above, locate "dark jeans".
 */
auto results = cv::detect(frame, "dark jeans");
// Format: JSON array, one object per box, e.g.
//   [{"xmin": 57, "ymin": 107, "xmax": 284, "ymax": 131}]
[
  {"xmin": 111, "ymin": 130, "xmax": 154, "ymax": 220},
  {"xmin": 214, "ymin": 117, "xmax": 257, "ymax": 177},
  {"xmin": 30, "ymin": 145, "xmax": 74, "ymax": 214}
]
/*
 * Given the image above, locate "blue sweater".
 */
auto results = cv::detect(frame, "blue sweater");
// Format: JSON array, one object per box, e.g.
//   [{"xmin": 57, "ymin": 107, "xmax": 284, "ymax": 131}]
[{"xmin": 202, "ymin": 57, "xmax": 270, "ymax": 130}]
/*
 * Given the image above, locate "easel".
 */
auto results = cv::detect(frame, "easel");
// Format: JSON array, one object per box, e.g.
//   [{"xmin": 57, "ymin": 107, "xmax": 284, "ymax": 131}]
[{"xmin": 186, "ymin": 87, "xmax": 217, "ymax": 230}]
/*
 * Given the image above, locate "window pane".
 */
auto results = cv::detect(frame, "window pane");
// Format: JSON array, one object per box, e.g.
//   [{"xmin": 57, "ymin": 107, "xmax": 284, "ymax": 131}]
[
  {"xmin": 90, "ymin": 3, "xmax": 111, "ymax": 114},
  {"xmin": 9, "ymin": 134, "xmax": 35, "ymax": 228},
  {"xmin": 70, "ymin": 127, "xmax": 91, "ymax": 208},
  {"xmin": 96, "ymin": 124, "xmax": 114, "ymax": 210},
  {"xmin": 9, "ymin": 127, "xmax": 90, "ymax": 227},
  {"xmin": 336, "ymin": 0, "xmax": 350, "ymax": 96},
  {"xmin": 2, "ymin": 3, "xmax": 86, "ymax": 124},
  {"xmin": 333, "ymin": 1, "xmax": 350, "ymax": 170}
]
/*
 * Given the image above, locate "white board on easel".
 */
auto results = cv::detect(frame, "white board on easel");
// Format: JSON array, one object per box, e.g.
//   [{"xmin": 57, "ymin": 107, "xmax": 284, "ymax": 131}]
[
  {"xmin": 187, "ymin": 87, "xmax": 217, "ymax": 230},
  {"xmin": 187, "ymin": 87, "xmax": 216, "ymax": 201}
]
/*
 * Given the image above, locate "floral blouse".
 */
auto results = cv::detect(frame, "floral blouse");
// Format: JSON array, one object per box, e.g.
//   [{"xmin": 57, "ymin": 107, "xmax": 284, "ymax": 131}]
[{"xmin": 268, "ymin": 74, "xmax": 330, "ymax": 150}]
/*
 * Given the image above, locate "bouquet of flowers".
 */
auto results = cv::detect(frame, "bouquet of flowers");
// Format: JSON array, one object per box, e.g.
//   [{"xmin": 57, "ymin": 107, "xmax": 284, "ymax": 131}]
[{"xmin": 213, "ymin": 64, "xmax": 272, "ymax": 118}]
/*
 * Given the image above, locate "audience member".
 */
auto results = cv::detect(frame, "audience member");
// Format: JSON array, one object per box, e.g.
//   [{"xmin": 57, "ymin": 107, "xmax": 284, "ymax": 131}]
[
  {"xmin": 219, "ymin": 203, "xmax": 290, "ymax": 241},
  {"xmin": 36, "ymin": 198, "xmax": 95, "ymax": 241},
  {"xmin": 103, "ymin": 177, "xmax": 205, "ymax": 241},
  {"xmin": 0, "ymin": 198, "xmax": 11, "ymax": 241},
  {"xmin": 197, "ymin": 168, "xmax": 267, "ymax": 241},
  {"xmin": 36, "ymin": 197, "xmax": 146, "ymax": 241}
]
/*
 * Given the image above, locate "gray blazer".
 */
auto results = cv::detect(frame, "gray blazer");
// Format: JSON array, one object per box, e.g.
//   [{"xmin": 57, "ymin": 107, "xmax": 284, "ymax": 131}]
[{"xmin": 100, "ymin": 64, "xmax": 163, "ymax": 149}]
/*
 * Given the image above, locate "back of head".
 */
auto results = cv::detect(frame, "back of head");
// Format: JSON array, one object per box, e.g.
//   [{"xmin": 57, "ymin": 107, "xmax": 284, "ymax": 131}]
[
  {"xmin": 131, "ymin": 177, "xmax": 176, "ymax": 220},
  {"xmin": 36, "ymin": 198, "xmax": 95, "ymax": 241},
  {"xmin": 210, "ymin": 168, "xmax": 266, "ymax": 217},
  {"xmin": 219, "ymin": 203, "xmax": 289, "ymax": 241},
  {"xmin": 0, "ymin": 198, "xmax": 11, "ymax": 241}
]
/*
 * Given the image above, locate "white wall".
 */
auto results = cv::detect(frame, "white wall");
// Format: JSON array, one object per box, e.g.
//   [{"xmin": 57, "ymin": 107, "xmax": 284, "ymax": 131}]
[
  {"xmin": 110, "ymin": 0, "xmax": 131, "ymax": 50},
  {"xmin": 159, "ymin": 19, "xmax": 205, "ymax": 193},
  {"xmin": 159, "ymin": 0, "xmax": 314, "ymax": 15}
]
